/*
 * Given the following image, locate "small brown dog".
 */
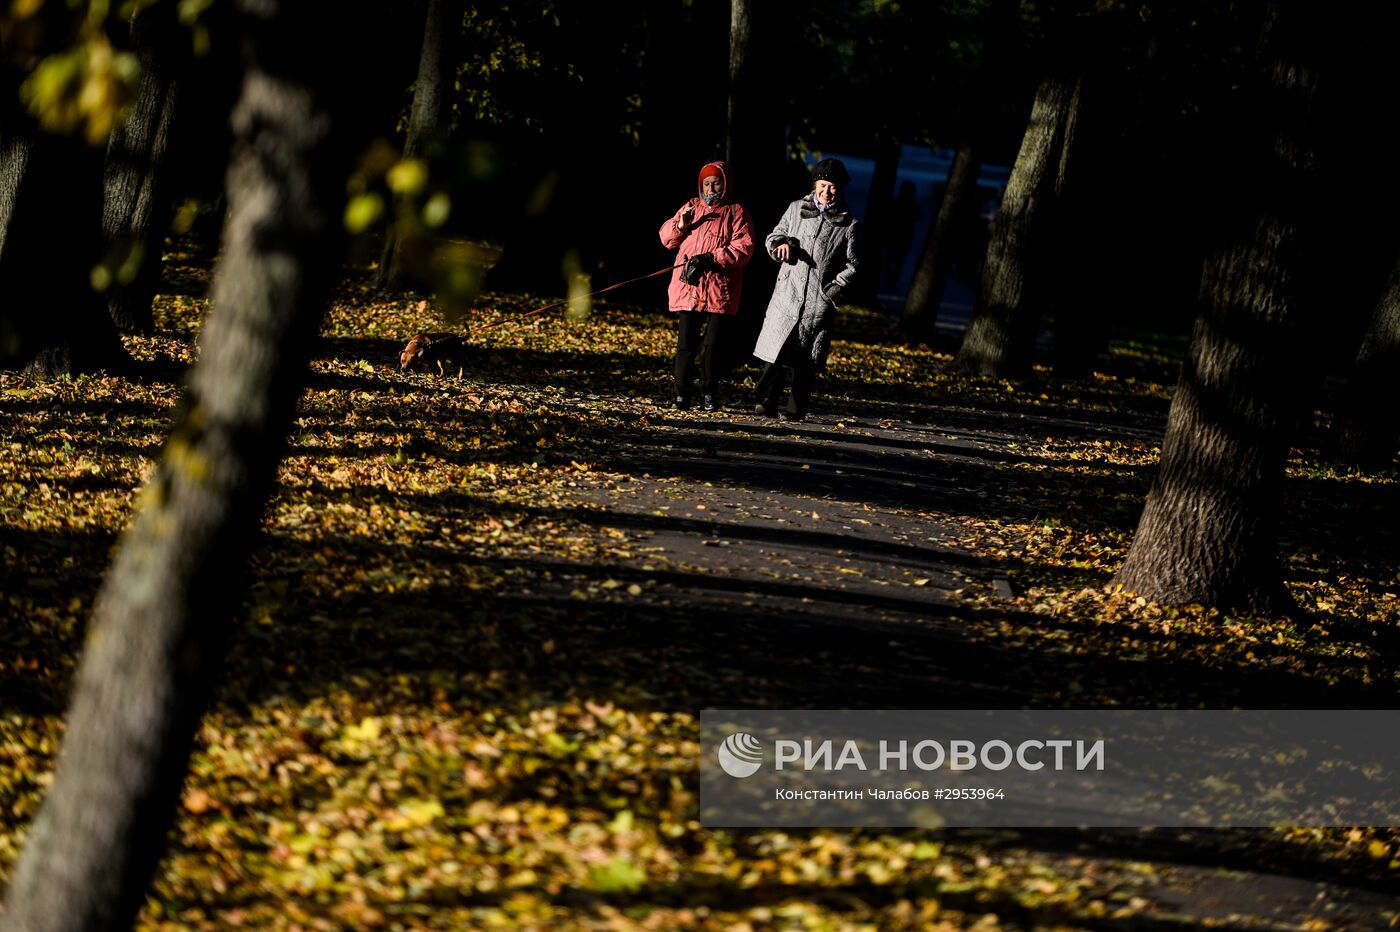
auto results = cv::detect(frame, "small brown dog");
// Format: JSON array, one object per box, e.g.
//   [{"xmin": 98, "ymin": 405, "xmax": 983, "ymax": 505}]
[{"xmin": 399, "ymin": 332, "xmax": 466, "ymax": 378}]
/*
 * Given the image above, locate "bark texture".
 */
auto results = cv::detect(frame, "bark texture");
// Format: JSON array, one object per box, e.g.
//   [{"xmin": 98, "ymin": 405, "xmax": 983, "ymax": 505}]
[
  {"xmin": 0, "ymin": 1, "xmax": 347, "ymax": 927},
  {"xmin": 955, "ymin": 74, "xmax": 1082, "ymax": 377},
  {"xmin": 376, "ymin": 0, "xmax": 454, "ymax": 290},
  {"xmin": 725, "ymin": 0, "xmax": 752, "ymax": 149},
  {"xmin": 1114, "ymin": 6, "xmax": 1328, "ymax": 613},
  {"xmin": 101, "ymin": 4, "xmax": 190, "ymax": 333}
]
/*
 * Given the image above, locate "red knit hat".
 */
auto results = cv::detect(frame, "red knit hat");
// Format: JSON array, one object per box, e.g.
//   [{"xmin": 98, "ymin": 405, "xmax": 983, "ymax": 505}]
[{"xmin": 698, "ymin": 164, "xmax": 723, "ymax": 184}]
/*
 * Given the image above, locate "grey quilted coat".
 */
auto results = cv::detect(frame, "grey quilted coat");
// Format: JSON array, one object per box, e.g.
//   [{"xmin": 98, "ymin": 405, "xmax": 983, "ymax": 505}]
[{"xmin": 753, "ymin": 193, "xmax": 860, "ymax": 369}]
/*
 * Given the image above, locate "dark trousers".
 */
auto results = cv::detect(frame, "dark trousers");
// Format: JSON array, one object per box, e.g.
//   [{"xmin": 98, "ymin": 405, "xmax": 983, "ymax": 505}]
[
  {"xmin": 675, "ymin": 311, "xmax": 730, "ymax": 396},
  {"xmin": 755, "ymin": 329, "xmax": 817, "ymax": 417}
]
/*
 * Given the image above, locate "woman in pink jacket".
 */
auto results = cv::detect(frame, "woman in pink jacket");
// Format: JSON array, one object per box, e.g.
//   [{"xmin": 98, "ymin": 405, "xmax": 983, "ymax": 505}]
[{"xmin": 658, "ymin": 161, "xmax": 756, "ymax": 410}]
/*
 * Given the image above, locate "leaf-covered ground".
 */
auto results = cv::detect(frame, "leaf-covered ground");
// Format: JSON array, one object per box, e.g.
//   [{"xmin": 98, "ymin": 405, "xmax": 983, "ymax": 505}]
[{"xmin": 2, "ymin": 255, "xmax": 1399, "ymax": 929}]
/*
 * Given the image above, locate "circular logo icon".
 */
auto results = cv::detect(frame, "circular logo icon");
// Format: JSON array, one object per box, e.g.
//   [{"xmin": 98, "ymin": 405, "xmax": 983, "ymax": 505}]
[{"xmin": 717, "ymin": 732, "xmax": 764, "ymax": 778}]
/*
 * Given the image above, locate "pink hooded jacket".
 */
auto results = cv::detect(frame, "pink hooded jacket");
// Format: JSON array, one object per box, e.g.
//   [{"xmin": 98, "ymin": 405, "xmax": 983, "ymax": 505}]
[{"xmin": 658, "ymin": 161, "xmax": 756, "ymax": 315}]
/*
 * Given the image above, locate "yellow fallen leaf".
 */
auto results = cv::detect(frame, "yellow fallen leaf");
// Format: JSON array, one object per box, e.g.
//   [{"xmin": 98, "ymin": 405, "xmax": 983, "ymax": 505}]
[
  {"xmin": 384, "ymin": 798, "xmax": 444, "ymax": 831},
  {"xmin": 343, "ymin": 716, "xmax": 382, "ymax": 743},
  {"xmin": 183, "ymin": 789, "xmax": 214, "ymax": 815}
]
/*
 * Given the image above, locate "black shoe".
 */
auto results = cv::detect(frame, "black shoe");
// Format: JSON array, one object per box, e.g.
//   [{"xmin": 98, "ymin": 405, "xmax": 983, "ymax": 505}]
[
  {"xmin": 702, "ymin": 394, "xmax": 719, "ymax": 412},
  {"xmin": 753, "ymin": 402, "xmax": 778, "ymax": 417},
  {"xmin": 674, "ymin": 395, "xmax": 691, "ymax": 410}
]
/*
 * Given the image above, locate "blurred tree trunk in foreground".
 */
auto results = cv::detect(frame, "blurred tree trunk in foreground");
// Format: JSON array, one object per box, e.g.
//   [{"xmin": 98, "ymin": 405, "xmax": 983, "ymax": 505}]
[
  {"xmin": 377, "ymin": 0, "xmax": 455, "ymax": 290},
  {"xmin": 0, "ymin": 1, "xmax": 351, "ymax": 928},
  {"xmin": 956, "ymin": 72, "xmax": 1082, "ymax": 377},
  {"xmin": 1336, "ymin": 260, "xmax": 1400, "ymax": 469},
  {"xmin": 1114, "ymin": 5, "xmax": 1343, "ymax": 613}
]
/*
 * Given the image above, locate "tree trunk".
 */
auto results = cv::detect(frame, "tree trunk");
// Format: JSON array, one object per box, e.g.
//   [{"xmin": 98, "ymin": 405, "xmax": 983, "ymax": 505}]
[
  {"xmin": 901, "ymin": 0, "xmax": 1017, "ymax": 342},
  {"xmin": 1114, "ymin": 6, "xmax": 1331, "ymax": 614},
  {"xmin": 1336, "ymin": 258, "xmax": 1400, "ymax": 469},
  {"xmin": 640, "ymin": 0, "xmax": 696, "ymax": 202},
  {"xmin": 955, "ymin": 74, "xmax": 1082, "ymax": 378},
  {"xmin": 853, "ymin": 138, "xmax": 900, "ymax": 302},
  {"xmin": 0, "ymin": 2, "xmax": 348, "ymax": 927},
  {"xmin": 1048, "ymin": 74, "xmax": 1113, "ymax": 380},
  {"xmin": 726, "ymin": 0, "xmax": 787, "ymax": 224},
  {"xmin": 100, "ymin": 4, "xmax": 190, "ymax": 334},
  {"xmin": 725, "ymin": 0, "xmax": 752, "ymax": 163},
  {"xmin": 902, "ymin": 141, "xmax": 981, "ymax": 338},
  {"xmin": 376, "ymin": 0, "xmax": 454, "ymax": 291},
  {"xmin": 0, "ymin": 104, "xmax": 129, "ymax": 376},
  {"xmin": 724, "ymin": 0, "xmax": 788, "ymax": 371}
]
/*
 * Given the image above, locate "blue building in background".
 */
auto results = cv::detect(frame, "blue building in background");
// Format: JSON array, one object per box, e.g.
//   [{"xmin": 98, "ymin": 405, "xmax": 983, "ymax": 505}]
[{"xmin": 804, "ymin": 146, "xmax": 1010, "ymax": 325}]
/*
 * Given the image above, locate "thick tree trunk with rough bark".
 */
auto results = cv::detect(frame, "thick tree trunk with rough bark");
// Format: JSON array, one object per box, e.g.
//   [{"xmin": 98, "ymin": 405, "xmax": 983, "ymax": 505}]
[
  {"xmin": 1114, "ymin": 6, "xmax": 1330, "ymax": 614},
  {"xmin": 0, "ymin": 3, "xmax": 348, "ymax": 928},
  {"xmin": 101, "ymin": 4, "xmax": 190, "ymax": 334},
  {"xmin": 1336, "ymin": 260, "xmax": 1400, "ymax": 469},
  {"xmin": 956, "ymin": 74, "xmax": 1082, "ymax": 377},
  {"xmin": 0, "ymin": 106, "xmax": 129, "ymax": 376},
  {"xmin": 903, "ymin": 142, "xmax": 980, "ymax": 337},
  {"xmin": 376, "ymin": 0, "xmax": 454, "ymax": 290}
]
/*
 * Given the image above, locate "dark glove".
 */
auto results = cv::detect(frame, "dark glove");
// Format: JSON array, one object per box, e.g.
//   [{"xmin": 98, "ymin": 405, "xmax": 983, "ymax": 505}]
[
  {"xmin": 773, "ymin": 236, "xmax": 802, "ymax": 264},
  {"xmin": 679, "ymin": 252, "xmax": 715, "ymax": 285},
  {"xmin": 823, "ymin": 282, "xmax": 843, "ymax": 303}
]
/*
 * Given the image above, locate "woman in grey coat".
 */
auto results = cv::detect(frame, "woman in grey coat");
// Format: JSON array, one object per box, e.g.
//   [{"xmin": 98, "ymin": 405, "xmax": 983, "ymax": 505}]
[{"xmin": 753, "ymin": 158, "xmax": 860, "ymax": 421}]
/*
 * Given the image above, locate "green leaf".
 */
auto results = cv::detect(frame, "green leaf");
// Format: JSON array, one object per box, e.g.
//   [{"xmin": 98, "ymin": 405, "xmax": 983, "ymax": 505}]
[{"xmin": 589, "ymin": 855, "xmax": 646, "ymax": 894}]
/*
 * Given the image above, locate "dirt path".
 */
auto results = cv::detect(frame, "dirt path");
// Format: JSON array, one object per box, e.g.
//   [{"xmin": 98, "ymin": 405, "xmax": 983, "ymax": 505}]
[{"xmin": 486, "ymin": 389, "xmax": 1398, "ymax": 930}]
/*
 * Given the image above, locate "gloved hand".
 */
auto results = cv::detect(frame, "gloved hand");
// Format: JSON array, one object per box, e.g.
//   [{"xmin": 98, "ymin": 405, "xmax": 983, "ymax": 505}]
[
  {"xmin": 680, "ymin": 252, "xmax": 716, "ymax": 285},
  {"xmin": 823, "ymin": 282, "xmax": 843, "ymax": 304},
  {"xmin": 772, "ymin": 236, "xmax": 801, "ymax": 263}
]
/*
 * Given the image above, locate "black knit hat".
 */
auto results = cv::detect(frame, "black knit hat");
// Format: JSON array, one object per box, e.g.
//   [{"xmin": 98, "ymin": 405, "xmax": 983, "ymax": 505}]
[{"xmin": 811, "ymin": 158, "xmax": 850, "ymax": 187}]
